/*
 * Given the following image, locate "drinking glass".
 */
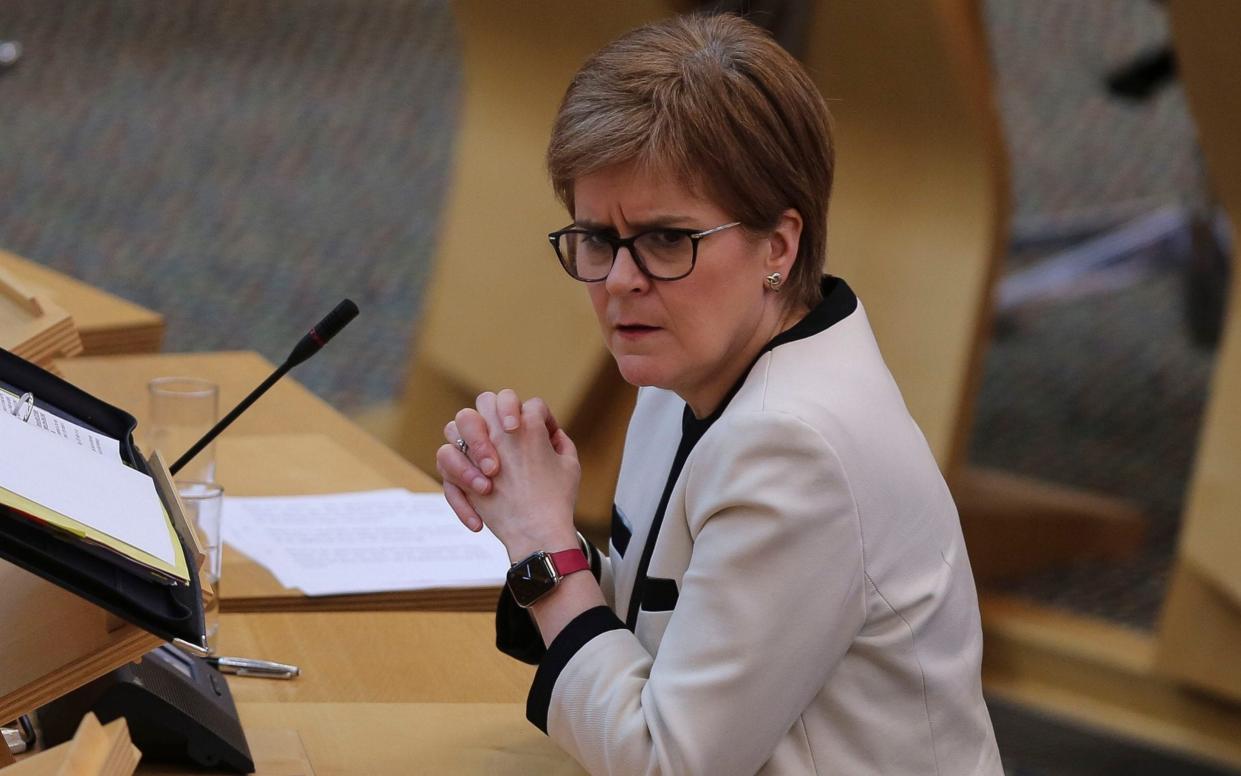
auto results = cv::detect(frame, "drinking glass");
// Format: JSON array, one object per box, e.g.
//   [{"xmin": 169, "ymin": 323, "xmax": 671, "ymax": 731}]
[
  {"xmin": 177, "ymin": 481, "xmax": 224, "ymax": 654},
  {"xmin": 148, "ymin": 377, "xmax": 218, "ymax": 483}
]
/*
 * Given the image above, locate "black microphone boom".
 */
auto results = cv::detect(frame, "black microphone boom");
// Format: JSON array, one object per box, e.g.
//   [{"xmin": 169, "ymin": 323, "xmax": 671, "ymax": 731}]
[{"xmin": 168, "ymin": 300, "xmax": 359, "ymax": 477}]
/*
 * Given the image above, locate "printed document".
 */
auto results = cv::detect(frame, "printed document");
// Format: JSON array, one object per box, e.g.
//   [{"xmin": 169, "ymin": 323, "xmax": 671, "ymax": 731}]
[
  {"xmin": 0, "ymin": 409, "xmax": 178, "ymax": 568},
  {"xmin": 221, "ymin": 489, "xmax": 510, "ymax": 595},
  {"xmin": 1, "ymin": 386, "xmax": 122, "ymax": 459}
]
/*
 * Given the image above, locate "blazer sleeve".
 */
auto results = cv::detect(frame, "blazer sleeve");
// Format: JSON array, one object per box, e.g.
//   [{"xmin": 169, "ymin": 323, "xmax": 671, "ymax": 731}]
[{"xmin": 534, "ymin": 410, "xmax": 867, "ymax": 775}]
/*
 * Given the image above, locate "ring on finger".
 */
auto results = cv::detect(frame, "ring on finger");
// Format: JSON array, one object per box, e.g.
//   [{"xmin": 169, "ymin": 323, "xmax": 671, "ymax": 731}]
[{"xmin": 455, "ymin": 438, "xmax": 470, "ymax": 457}]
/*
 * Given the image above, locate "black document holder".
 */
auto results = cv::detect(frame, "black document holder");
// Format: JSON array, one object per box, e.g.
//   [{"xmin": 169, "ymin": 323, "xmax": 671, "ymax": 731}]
[{"xmin": 0, "ymin": 346, "xmax": 206, "ymax": 648}]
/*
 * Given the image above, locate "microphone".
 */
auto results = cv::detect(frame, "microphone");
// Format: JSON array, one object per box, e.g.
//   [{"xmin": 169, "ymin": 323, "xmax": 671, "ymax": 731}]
[
  {"xmin": 284, "ymin": 299, "xmax": 359, "ymax": 368},
  {"xmin": 168, "ymin": 300, "xmax": 360, "ymax": 477}
]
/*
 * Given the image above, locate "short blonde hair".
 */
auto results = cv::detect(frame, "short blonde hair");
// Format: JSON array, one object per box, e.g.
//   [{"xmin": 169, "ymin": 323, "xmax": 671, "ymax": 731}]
[{"xmin": 547, "ymin": 13, "xmax": 834, "ymax": 308}]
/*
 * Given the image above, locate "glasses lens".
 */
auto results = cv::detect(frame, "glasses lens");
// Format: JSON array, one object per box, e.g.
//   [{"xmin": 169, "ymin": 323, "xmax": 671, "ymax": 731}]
[
  {"xmin": 633, "ymin": 229, "xmax": 694, "ymax": 279},
  {"xmin": 558, "ymin": 231, "xmax": 614, "ymax": 281}
]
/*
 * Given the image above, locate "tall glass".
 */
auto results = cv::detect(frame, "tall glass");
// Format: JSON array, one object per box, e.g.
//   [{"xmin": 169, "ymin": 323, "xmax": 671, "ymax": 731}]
[
  {"xmin": 148, "ymin": 377, "xmax": 218, "ymax": 483},
  {"xmin": 178, "ymin": 481, "xmax": 224, "ymax": 654}
]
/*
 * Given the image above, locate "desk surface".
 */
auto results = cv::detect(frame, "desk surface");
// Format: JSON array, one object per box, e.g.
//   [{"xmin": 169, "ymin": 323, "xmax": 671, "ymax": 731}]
[
  {"xmin": 216, "ymin": 611, "xmax": 532, "ymax": 705},
  {"xmin": 140, "ymin": 704, "xmax": 583, "ymax": 776},
  {"xmin": 142, "ymin": 611, "xmax": 566, "ymax": 774}
]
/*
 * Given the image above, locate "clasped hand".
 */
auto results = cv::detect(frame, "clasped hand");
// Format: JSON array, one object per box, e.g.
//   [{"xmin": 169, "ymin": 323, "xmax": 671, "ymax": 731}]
[{"xmin": 437, "ymin": 389, "xmax": 581, "ymax": 561}]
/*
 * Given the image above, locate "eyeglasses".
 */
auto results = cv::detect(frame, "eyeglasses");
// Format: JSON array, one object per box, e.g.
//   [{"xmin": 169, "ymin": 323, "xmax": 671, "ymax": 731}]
[{"xmin": 548, "ymin": 221, "xmax": 742, "ymax": 282}]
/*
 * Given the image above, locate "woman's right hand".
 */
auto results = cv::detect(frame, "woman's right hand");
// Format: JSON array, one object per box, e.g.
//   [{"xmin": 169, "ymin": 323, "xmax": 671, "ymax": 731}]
[{"xmin": 436, "ymin": 389, "xmax": 564, "ymax": 531}]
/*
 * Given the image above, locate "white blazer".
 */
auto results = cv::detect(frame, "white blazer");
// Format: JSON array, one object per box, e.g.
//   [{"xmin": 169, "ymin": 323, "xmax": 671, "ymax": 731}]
[{"xmin": 498, "ymin": 277, "xmax": 1003, "ymax": 775}]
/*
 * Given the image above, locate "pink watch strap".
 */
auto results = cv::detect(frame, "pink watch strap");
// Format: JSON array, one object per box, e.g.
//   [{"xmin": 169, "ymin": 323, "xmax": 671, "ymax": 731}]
[{"xmin": 547, "ymin": 548, "xmax": 590, "ymax": 578}]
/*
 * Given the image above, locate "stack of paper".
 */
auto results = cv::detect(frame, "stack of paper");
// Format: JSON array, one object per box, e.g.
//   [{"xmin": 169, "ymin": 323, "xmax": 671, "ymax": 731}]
[
  {"xmin": 222, "ymin": 489, "xmax": 510, "ymax": 599},
  {"xmin": 0, "ymin": 402, "xmax": 190, "ymax": 584}
]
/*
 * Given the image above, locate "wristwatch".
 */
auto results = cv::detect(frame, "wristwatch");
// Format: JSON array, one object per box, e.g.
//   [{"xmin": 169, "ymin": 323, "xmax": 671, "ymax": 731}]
[{"xmin": 506, "ymin": 547, "xmax": 590, "ymax": 608}]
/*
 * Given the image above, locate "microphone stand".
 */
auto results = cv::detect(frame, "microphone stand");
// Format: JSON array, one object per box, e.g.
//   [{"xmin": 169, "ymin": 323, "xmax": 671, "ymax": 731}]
[{"xmin": 168, "ymin": 299, "xmax": 358, "ymax": 477}]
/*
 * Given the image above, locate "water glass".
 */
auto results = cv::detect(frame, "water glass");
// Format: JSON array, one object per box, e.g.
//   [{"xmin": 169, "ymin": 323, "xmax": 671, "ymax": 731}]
[
  {"xmin": 149, "ymin": 377, "xmax": 219, "ymax": 483},
  {"xmin": 178, "ymin": 481, "xmax": 224, "ymax": 654}
]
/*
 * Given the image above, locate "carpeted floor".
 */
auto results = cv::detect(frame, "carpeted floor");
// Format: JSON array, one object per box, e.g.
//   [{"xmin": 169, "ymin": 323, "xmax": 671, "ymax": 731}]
[{"xmin": 0, "ymin": 0, "xmax": 460, "ymax": 410}]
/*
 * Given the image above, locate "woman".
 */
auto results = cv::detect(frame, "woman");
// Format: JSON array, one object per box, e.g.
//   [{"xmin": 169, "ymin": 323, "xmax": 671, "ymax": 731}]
[{"xmin": 437, "ymin": 13, "xmax": 1002, "ymax": 775}]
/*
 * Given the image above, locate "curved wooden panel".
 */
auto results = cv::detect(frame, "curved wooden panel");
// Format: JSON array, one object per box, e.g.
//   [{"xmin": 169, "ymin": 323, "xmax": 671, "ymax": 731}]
[
  {"xmin": 803, "ymin": 0, "xmax": 1008, "ymax": 470},
  {"xmin": 396, "ymin": 2, "xmax": 671, "ymax": 473},
  {"xmin": 1165, "ymin": 0, "xmax": 1241, "ymax": 606},
  {"xmin": 1156, "ymin": 0, "xmax": 1241, "ymax": 704}
]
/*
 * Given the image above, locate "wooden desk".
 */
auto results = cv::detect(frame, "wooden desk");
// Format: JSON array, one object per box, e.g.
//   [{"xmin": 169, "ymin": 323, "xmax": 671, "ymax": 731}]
[
  {"xmin": 142, "ymin": 704, "xmax": 583, "ymax": 776},
  {"xmin": 215, "ymin": 611, "xmax": 532, "ymax": 706},
  {"xmin": 0, "ymin": 250, "xmax": 164, "ymax": 355},
  {"xmin": 158, "ymin": 611, "xmax": 562, "ymax": 773}
]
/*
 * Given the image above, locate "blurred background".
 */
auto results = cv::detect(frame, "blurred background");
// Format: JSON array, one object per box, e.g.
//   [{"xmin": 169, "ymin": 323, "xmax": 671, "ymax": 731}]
[{"xmin": 0, "ymin": 1, "xmax": 1237, "ymax": 773}]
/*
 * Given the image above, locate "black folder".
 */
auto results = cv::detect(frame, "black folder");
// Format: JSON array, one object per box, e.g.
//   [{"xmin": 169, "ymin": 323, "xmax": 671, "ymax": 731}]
[{"xmin": 0, "ymin": 346, "xmax": 206, "ymax": 649}]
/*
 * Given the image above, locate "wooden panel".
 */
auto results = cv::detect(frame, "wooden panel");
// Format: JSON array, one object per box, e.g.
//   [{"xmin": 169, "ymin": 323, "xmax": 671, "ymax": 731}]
[
  {"xmin": 0, "ymin": 250, "xmax": 163, "ymax": 355},
  {"xmin": 803, "ymin": 0, "xmax": 1007, "ymax": 472},
  {"xmin": 981, "ymin": 595, "xmax": 1241, "ymax": 771},
  {"xmin": 1169, "ymin": 263, "xmax": 1241, "ymax": 603},
  {"xmin": 1155, "ymin": 0, "xmax": 1241, "ymax": 703},
  {"xmin": 414, "ymin": 0, "xmax": 672, "ymax": 410},
  {"xmin": 1155, "ymin": 564, "xmax": 1241, "ymax": 704},
  {"xmin": 954, "ymin": 466, "xmax": 1145, "ymax": 583},
  {"xmin": 0, "ymin": 564, "xmax": 160, "ymax": 722},
  {"xmin": 395, "ymin": 1, "xmax": 672, "ymax": 479},
  {"xmin": 1157, "ymin": 0, "xmax": 1241, "ymax": 594}
]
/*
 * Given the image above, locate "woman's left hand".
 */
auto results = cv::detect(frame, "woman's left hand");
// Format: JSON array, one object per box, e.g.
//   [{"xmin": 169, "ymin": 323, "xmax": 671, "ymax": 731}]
[{"xmin": 468, "ymin": 391, "xmax": 582, "ymax": 561}]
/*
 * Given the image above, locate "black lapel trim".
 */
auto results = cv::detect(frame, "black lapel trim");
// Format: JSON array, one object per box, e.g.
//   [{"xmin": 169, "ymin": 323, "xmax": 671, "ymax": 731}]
[
  {"xmin": 610, "ymin": 505, "xmax": 632, "ymax": 557},
  {"xmin": 623, "ymin": 276, "xmax": 857, "ymax": 632},
  {"xmin": 624, "ymin": 415, "xmax": 711, "ymax": 630}
]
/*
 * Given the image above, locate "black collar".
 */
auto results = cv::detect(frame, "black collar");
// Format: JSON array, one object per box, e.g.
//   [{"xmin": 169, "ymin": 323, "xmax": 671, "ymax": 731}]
[{"xmin": 682, "ymin": 275, "xmax": 858, "ymax": 439}]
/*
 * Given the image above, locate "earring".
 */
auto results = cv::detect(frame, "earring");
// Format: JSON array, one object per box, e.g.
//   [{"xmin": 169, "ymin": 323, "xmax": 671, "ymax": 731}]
[{"xmin": 765, "ymin": 272, "xmax": 783, "ymax": 291}]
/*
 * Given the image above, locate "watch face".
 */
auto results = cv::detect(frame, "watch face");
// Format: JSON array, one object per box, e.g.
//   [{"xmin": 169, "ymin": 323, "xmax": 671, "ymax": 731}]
[{"xmin": 507, "ymin": 552, "xmax": 557, "ymax": 608}]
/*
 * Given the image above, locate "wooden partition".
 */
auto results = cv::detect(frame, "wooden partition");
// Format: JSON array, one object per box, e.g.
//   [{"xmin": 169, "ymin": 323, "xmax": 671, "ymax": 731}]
[
  {"xmin": 394, "ymin": 0, "xmax": 672, "ymax": 532},
  {"xmin": 1153, "ymin": 0, "xmax": 1241, "ymax": 705},
  {"xmin": 0, "ymin": 563, "xmax": 161, "ymax": 723},
  {"xmin": 815, "ymin": 0, "xmax": 1151, "ymax": 580},
  {"xmin": 802, "ymin": 0, "xmax": 1008, "ymax": 473}
]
